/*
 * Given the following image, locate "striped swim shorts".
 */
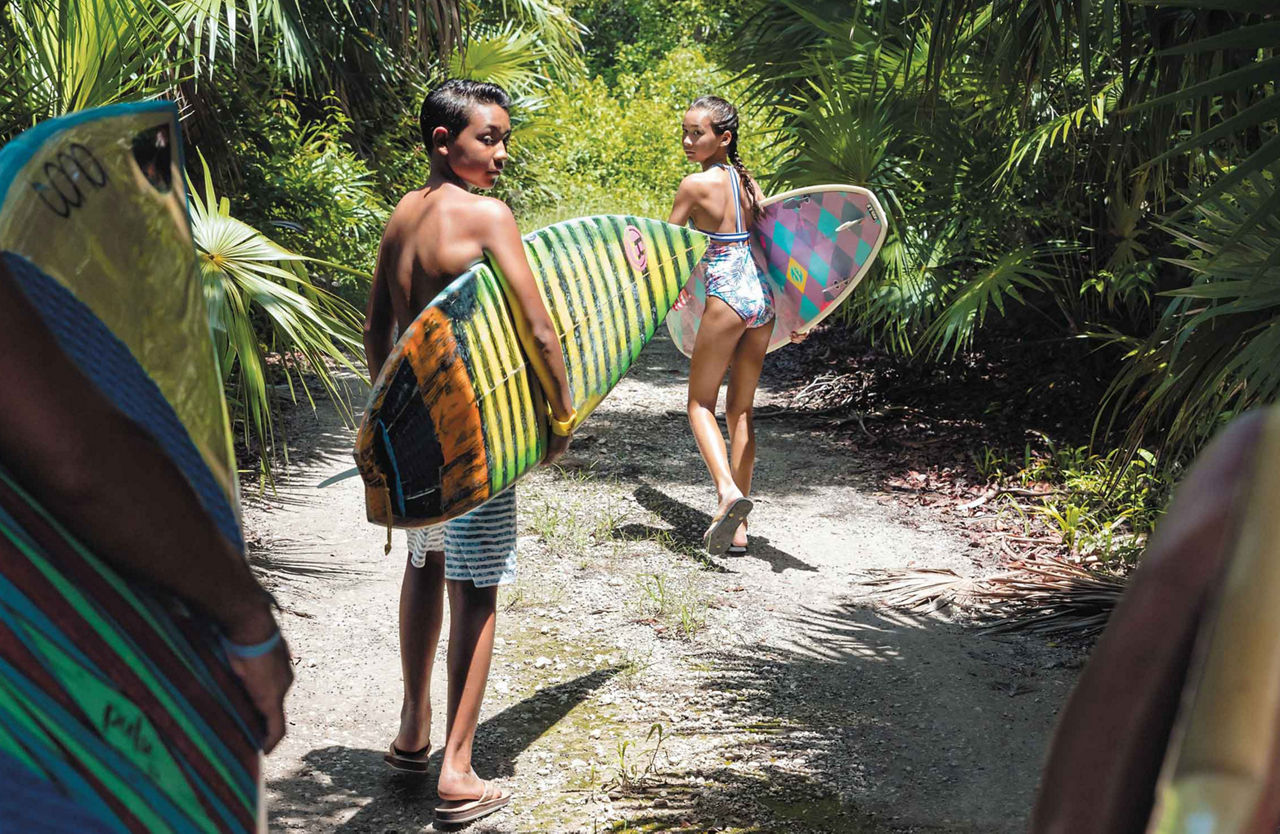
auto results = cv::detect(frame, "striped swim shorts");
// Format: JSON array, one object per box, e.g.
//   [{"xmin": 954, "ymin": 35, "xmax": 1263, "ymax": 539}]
[{"xmin": 406, "ymin": 488, "xmax": 517, "ymax": 588}]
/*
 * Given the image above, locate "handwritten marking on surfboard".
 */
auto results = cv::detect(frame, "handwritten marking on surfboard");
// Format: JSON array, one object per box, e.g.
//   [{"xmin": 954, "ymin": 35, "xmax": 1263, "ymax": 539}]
[{"xmin": 30, "ymin": 143, "xmax": 109, "ymax": 218}]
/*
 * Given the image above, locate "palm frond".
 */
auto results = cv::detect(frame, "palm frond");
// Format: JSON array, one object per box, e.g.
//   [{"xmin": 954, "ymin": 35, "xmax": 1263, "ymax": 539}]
[
  {"xmin": 188, "ymin": 154, "xmax": 365, "ymax": 468},
  {"xmin": 867, "ymin": 557, "xmax": 1129, "ymax": 638},
  {"xmin": 921, "ymin": 246, "xmax": 1061, "ymax": 358},
  {"xmin": 980, "ymin": 558, "xmax": 1127, "ymax": 637},
  {"xmin": 1102, "ymin": 165, "xmax": 1280, "ymax": 457},
  {"xmin": 7, "ymin": 0, "xmax": 178, "ymax": 117},
  {"xmin": 490, "ymin": 0, "xmax": 583, "ymax": 77},
  {"xmin": 448, "ymin": 22, "xmax": 548, "ymax": 93},
  {"xmin": 172, "ymin": 0, "xmax": 313, "ymax": 76}
]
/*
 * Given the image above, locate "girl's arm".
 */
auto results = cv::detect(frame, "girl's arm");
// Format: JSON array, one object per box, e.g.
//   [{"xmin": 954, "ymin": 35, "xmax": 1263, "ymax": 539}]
[{"xmin": 668, "ymin": 175, "xmax": 701, "ymax": 227}]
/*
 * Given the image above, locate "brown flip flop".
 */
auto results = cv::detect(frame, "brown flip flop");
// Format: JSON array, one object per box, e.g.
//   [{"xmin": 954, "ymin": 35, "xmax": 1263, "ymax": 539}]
[
  {"xmin": 383, "ymin": 741, "xmax": 431, "ymax": 774},
  {"xmin": 703, "ymin": 497, "xmax": 753, "ymax": 556},
  {"xmin": 434, "ymin": 780, "xmax": 511, "ymax": 825}
]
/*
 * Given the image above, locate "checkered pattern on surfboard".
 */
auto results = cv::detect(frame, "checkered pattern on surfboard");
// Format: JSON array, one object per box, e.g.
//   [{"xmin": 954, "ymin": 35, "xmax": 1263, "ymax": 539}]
[
  {"xmin": 665, "ymin": 188, "xmax": 886, "ymax": 356},
  {"xmin": 756, "ymin": 190, "xmax": 884, "ymax": 327}
]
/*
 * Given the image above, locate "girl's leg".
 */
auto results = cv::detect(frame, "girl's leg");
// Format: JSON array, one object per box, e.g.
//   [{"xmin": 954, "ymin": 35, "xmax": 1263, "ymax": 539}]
[
  {"xmin": 687, "ymin": 297, "xmax": 750, "ymax": 510},
  {"xmin": 724, "ymin": 323, "xmax": 772, "ymax": 546}
]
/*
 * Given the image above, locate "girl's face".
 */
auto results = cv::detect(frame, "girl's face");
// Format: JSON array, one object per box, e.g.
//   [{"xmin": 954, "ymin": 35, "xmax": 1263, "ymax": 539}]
[
  {"xmin": 435, "ymin": 103, "xmax": 511, "ymax": 189},
  {"xmin": 681, "ymin": 109, "xmax": 729, "ymax": 165}
]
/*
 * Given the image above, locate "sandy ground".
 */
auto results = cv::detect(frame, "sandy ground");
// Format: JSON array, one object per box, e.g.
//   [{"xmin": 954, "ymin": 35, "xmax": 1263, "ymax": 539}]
[{"xmin": 249, "ymin": 336, "xmax": 1080, "ymax": 833}]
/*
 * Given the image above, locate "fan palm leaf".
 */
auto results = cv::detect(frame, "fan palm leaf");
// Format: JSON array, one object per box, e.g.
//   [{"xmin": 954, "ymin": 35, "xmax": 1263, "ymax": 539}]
[
  {"xmin": 188, "ymin": 155, "xmax": 366, "ymax": 468},
  {"xmin": 6, "ymin": 0, "xmax": 179, "ymax": 118},
  {"xmin": 487, "ymin": 0, "xmax": 583, "ymax": 78},
  {"xmin": 921, "ymin": 246, "xmax": 1061, "ymax": 357},
  {"xmin": 448, "ymin": 22, "xmax": 548, "ymax": 92}
]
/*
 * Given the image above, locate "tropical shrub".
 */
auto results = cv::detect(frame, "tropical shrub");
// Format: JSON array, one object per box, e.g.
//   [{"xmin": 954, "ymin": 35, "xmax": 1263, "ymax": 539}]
[
  {"xmin": 228, "ymin": 96, "xmax": 388, "ymax": 308},
  {"xmin": 727, "ymin": 0, "xmax": 1278, "ymax": 458},
  {"xmin": 517, "ymin": 47, "xmax": 775, "ymax": 227},
  {"xmin": 571, "ymin": 0, "xmax": 736, "ymax": 83},
  {"xmin": 189, "ymin": 157, "xmax": 366, "ymax": 469}
]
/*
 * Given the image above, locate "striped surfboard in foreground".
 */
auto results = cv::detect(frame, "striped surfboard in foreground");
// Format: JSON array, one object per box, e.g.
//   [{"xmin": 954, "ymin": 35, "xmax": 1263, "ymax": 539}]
[
  {"xmin": 356, "ymin": 216, "xmax": 708, "ymax": 527},
  {"xmin": 0, "ymin": 104, "xmax": 262, "ymax": 830}
]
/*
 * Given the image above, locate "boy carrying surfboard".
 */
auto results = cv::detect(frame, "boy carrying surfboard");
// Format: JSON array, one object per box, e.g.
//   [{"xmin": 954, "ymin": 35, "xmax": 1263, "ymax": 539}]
[{"xmin": 362, "ymin": 79, "xmax": 575, "ymax": 826}]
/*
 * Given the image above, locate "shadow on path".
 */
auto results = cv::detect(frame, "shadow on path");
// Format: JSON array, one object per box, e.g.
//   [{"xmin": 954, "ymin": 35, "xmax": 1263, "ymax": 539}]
[
  {"xmin": 614, "ymin": 484, "xmax": 818, "ymax": 574},
  {"xmin": 687, "ymin": 599, "xmax": 1068, "ymax": 832},
  {"xmin": 269, "ymin": 669, "xmax": 619, "ymax": 832}
]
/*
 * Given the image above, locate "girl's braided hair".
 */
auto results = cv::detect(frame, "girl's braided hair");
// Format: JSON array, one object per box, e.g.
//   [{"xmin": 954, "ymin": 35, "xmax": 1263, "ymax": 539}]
[{"xmin": 689, "ymin": 95, "xmax": 761, "ymax": 223}]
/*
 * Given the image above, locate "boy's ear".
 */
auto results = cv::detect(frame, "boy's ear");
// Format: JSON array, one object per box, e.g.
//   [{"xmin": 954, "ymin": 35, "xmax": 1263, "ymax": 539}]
[{"xmin": 432, "ymin": 126, "xmax": 451, "ymax": 153}]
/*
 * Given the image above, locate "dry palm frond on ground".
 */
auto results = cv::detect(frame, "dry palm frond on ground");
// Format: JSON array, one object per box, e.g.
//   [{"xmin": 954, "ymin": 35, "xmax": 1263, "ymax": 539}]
[{"xmin": 865, "ymin": 557, "xmax": 1129, "ymax": 638}]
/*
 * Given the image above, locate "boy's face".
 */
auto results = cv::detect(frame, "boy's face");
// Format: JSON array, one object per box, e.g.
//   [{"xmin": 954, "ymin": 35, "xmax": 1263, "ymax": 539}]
[
  {"xmin": 682, "ymin": 109, "xmax": 729, "ymax": 164},
  {"xmin": 435, "ymin": 103, "xmax": 511, "ymax": 189}
]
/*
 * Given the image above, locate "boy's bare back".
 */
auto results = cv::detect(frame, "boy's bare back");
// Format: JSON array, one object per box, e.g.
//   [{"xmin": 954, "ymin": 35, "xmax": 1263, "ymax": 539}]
[
  {"xmin": 363, "ymin": 81, "xmax": 574, "ymax": 438},
  {"xmin": 375, "ymin": 183, "xmax": 507, "ymax": 334}
]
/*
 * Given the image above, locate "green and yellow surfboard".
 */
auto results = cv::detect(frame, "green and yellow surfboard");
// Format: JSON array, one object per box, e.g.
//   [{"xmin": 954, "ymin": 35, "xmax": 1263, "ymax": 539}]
[{"xmin": 355, "ymin": 216, "xmax": 707, "ymax": 527}]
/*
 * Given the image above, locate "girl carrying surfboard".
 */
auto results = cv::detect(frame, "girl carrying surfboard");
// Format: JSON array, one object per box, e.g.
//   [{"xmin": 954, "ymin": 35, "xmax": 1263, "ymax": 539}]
[{"xmin": 668, "ymin": 96, "xmax": 803, "ymax": 556}]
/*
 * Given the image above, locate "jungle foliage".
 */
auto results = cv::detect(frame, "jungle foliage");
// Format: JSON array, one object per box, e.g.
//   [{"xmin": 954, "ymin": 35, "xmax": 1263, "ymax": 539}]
[
  {"xmin": 4, "ymin": 0, "xmax": 1273, "ymax": 478},
  {"xmin": 725, "ymin": 0, "xmax": 1278, "ymax": 460}
]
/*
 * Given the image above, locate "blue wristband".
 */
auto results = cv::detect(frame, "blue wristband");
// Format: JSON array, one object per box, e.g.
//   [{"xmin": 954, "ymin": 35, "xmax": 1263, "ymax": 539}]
[{"xmin": 221, "ymin": 629, "xmax": 282, "ymax": 659}]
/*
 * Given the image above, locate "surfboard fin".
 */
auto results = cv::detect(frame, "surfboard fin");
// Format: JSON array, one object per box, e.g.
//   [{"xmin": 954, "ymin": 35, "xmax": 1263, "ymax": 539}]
[{"xmin": 316, "ymin": 466, "xmax": 360, "ymax": 488}]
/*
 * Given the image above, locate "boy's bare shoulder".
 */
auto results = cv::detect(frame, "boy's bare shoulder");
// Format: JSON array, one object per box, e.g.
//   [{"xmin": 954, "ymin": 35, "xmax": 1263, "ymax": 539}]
[{"xmin": 465, "ymin": 192, "xmax": 516, "ymax": 223}]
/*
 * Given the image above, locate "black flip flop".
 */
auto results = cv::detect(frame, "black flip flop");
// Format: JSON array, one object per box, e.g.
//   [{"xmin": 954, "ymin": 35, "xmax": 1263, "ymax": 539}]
[
  {"xmin": 383, "ymin": 741, "xmax": 431, "ymax": 774},
  {"xmin": 703, "ymin": 497, "xmax": 753, "ymax": 556}
]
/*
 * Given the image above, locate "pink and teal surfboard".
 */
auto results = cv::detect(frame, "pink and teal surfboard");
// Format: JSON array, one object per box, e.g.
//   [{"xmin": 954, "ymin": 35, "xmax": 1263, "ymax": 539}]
[{"xmin": 666, "ymin": 184, "xmax": 888, "ymax": 355}]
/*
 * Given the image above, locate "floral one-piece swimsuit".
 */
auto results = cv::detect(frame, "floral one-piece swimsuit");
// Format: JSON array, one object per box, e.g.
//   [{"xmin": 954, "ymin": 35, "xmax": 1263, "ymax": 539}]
[{"xmin": 696, "ymin": 164, "xmax": 775, "ymax": 329}]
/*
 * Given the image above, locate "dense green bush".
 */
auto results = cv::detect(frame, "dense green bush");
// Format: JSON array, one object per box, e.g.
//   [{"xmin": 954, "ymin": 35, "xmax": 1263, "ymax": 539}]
[
  {"xmin": 228, "ymin": 97, "xmax": 387, "ymax": 308},
  {"xmin": 517, "ymin": 48, "xmax": 776, "ymax": 229},
  {"xmin": 570, "ymin": 0, "xmax": 735, "ymax": 83}
]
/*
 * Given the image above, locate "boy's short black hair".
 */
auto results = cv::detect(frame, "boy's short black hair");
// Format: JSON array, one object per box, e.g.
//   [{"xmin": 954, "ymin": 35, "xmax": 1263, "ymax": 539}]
[{"xmin": 419, "ymin": 79, "xmax": 512, "ymax": 147}]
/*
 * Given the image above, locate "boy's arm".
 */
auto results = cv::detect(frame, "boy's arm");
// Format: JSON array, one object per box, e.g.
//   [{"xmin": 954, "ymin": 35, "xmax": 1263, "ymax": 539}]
[
  {"xmin": 478, "ymin": 201, "xmax": 575, "ymax": 444},
  {"xmin": 0, "ymin": 261, "xmax": 292, "ymax": 751},
  {"xmin": 363, "ymin": 249, "xmax": 394, "ymax": 380}
]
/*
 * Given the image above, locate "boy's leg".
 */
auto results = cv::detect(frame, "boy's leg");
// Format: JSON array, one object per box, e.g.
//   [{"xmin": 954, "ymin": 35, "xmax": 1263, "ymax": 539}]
[
  {"xmin": 395, "ymin": 531, "xmax": 446, "ymax": 755},
  {"xmin": 435, "ymin": 489, "xmax": 516, "ymax": 809},
  {"xmin": 438, "ymin": 577, "xmax": 500, "ymax": 796}
]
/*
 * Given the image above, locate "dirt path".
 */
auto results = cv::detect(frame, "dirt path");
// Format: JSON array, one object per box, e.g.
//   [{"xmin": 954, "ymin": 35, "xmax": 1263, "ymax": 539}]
[{"xmin": 252, "ymin": 337, "xmax": 1080, "ymax": 833}]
